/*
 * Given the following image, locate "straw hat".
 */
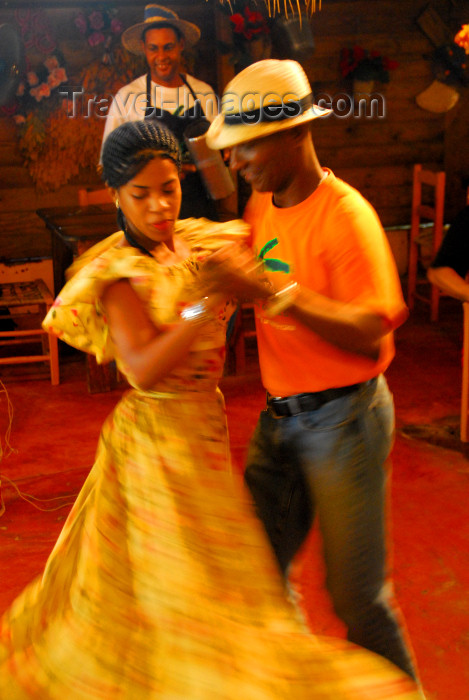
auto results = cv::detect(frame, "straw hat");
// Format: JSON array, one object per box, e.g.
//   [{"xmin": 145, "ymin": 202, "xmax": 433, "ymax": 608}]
[
  {"xmin": 206, "ymin": 59, "xmax": 330, "ymax": 151},
  {"xmin": 122, "ymin": 4, "xmax": 200, "ymax": 55}
]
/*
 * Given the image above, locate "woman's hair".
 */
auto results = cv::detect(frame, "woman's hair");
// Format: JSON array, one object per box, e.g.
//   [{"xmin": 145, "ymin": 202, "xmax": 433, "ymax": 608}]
[{"xmin": 101, "ymin": 120, "xmax": 181, "ymax": 189}]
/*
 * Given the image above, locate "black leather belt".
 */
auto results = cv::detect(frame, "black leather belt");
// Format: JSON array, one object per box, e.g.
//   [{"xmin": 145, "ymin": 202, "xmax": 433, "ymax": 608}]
[{"xmin": 267, "ymin": 382, "xmax": 367, "ymax": 417}]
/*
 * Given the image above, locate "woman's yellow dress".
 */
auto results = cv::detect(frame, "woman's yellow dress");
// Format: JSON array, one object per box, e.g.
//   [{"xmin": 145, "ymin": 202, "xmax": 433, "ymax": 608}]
[{"xmin": 0, "ymin": 220, "xmax": 421, "ymax": 699}]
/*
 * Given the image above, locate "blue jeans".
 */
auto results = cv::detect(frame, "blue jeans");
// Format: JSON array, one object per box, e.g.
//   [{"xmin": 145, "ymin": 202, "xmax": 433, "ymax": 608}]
[{"xmin": 244, "ymin": 375, "xmax": 417, "ymax": 679}]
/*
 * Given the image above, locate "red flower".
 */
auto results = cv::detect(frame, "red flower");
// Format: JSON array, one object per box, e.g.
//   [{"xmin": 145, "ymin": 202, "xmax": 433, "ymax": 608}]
[
  {"xmin": 244, "ymin": 7, "xmax": 263, "ymax": 24},
  {"xmin": 230, "ymin": 4, "xmax": 269, "ymax": 41},
  {"xmin": 340, "ymin": 45, "xmax": 398, "ymax": 82},
  {"xmin": 353, "ymin": 45, "xmax": 366, "ymax": 62},
  {"xmin": 230, "ymin": 13, "xmax": 246, "ymax": 34}
]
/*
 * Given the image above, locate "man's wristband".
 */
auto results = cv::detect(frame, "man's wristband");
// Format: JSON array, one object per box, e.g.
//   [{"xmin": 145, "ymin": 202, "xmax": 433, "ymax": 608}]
[{"xmin": 264, "ymin": 281, "xmax": 299, "ymax": 317}]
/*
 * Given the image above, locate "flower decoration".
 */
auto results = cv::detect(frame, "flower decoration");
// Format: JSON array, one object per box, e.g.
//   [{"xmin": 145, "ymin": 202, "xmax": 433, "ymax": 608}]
[
  {"xmin": 74, "ymin": 6, "xmax": 124, "ymax": 64},
  {"xmin": 218, "ymin": 1, "xmax": 271, "ymax": 70},
  {"xmin": 454, "ymin": 24, "xmax": 469, "ymax": 54},
  {"xmin": 230, "ymin": 4, "xmax": 270, "ymax": 41},
  {"xmin": 11, "ymin": 51, "xmax": 68, "ymax": 125},
  {"xmin": 430, "ymin": 27, "xmax": 468, "ymax": 89},
  {"xmin": 340, "ymin": 46, "xmax": 399, "ymax": 83}
]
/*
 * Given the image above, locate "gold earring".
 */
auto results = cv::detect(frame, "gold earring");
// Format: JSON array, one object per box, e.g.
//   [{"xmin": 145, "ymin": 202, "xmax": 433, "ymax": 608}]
[{"xmin": 115, "ymin": 199, "xmax": 119, "ymax": 209}]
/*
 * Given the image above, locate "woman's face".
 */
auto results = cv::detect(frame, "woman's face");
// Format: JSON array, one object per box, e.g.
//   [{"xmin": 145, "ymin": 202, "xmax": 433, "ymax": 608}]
[{"xmin": 115, "ymin": 156, "xmax": 182, "ymax": 252}]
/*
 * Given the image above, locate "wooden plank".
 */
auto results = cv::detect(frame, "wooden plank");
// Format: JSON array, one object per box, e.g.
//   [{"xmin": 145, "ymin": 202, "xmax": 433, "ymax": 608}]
[
  {"xmin": 309, "ymin": 0, "xmax": 428, "ymax": 36},
  {"xmin": 0, "ymin": 145, "xmax": 24, "ymax": 167},
  {"xmin": 311, "ymin": 34, "xmax": 432, "ymax": 59},
  {"xmin": 0, "ymin": 216, "xmax": 51, "ymax": 258},
  {"xmin": 0, "ymin": 185, "xmax": 81, "ymax": 213},
  {"xmin": 0, "ymin": 166, "xmax": 35, "ymax": 189},
  {"xmin": 333, "ymin": 165, "xmax": 414, "ymax": 189},
  {"xmin": 316, "ymin": 141, "xmax": 444, "ymax": 168},
  {"xmin": 0, "ymin": 118, "xmax": 17, "ymax": 140},
  {"xmin": 312, "ymin": 118, "xmax": 444, "ymax": 147},
  {"xmin": 309, "ymin": 58, "xmax": 434, "ymax": 88}
]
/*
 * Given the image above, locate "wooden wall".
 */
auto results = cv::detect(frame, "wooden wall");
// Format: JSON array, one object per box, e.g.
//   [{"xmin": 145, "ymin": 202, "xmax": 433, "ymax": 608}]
[
  {"xmin": 0, "ymin": 0, "xmax": 468, "ymax": 264},
  {"xmin": 304, "ymin": 0, "xmax": 469, "ymax": 228}
]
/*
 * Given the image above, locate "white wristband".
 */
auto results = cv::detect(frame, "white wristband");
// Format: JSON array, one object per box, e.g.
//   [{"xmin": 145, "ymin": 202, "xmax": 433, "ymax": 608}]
[
  {"xmin": 264, "ymin": 281, "xmax": 299, "ymax": 317},
  {"xmin": 180, "ymin": 298, "xmax": 213, "ymax": 324}
]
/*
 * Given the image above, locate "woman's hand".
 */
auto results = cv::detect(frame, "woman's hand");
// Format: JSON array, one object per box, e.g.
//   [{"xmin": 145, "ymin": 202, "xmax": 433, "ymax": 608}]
[{"xmin": 200, "ymin": 242, "xmax": 271, "ymax": 303}]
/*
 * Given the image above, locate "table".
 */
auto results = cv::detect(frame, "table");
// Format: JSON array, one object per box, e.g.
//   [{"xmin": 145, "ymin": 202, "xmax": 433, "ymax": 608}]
[{"xmin": 36, "ymin": 203, "xmax": 122, "ymax": 393}]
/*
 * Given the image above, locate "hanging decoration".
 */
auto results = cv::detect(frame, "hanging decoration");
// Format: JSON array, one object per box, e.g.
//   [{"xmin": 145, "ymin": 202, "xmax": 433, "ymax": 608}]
[
  {"xmin": 415, "ymin": 7, "xmax": 469, "ymax": 114},
  {"xmin": 339, "ymin": 45, "xmax": 399, "ymax": 102},
  {"xmin": 340, "ymin": 46, "xmax": 399, "ymax": 84},
  {"xmin": 218, "ymin": 2, "xmax": 271, "ymax": 70}
]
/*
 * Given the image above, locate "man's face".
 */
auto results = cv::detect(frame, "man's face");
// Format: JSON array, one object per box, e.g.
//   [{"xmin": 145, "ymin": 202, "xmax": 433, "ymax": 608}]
[
  {"xmin": 229, "ymin": 130, "xmax": 295, "ymax": 194},
  {"xmin": 142, "ymin": 27, "xmax": 185, "ymax": 87}
]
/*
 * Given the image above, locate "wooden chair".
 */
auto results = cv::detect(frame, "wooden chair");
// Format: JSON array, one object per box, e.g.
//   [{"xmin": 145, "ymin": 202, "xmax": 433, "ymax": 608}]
[
  {"xmin": 229, "ymin": 303, "xmax": 258, "ymax": 375},
  {"xmin": 0, "ymin": 280, "xmax": 59, "ymax": 385},
  {"xmin": 407, "ymin": 164, "xmax": 446, "ymax": 322},
  {"xmin": 78, "ymin": 187, "xmax": 112, "ymax": 207}
]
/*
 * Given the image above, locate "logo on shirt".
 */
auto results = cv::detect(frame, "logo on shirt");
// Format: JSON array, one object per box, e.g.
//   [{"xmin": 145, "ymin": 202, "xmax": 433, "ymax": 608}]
[{"xmin": 258, "ymin": 238, "xmax": 290, "ymax": 273}]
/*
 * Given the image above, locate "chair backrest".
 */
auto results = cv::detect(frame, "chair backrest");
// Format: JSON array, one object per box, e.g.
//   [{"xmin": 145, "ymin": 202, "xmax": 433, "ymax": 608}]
[
  {"xmin": 407, "ymin": 164, "xmax": 446, "ymax": 321},
  {"xmin": 78, "ymin": 187, "xmax": 112, "ymax": 207},
  {"xmin": 411, "ymin": 163, "xmax": 446, "ymax": 233}
]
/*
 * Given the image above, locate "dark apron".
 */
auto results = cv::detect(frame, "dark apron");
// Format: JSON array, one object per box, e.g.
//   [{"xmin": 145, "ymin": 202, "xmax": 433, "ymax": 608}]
[{"xmin": 144, "ymin": 73, "xmax": 218, "ymax": 220}]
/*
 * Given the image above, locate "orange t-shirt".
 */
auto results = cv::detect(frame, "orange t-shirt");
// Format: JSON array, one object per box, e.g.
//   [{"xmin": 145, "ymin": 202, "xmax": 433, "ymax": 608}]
[{"xmin": 244, "ymin": 170, "xmax": 408, "ymax": 397}]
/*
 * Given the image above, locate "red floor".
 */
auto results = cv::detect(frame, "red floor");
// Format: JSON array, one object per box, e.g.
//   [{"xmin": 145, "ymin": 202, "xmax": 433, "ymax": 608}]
[{"xmin": 1, "ymin": 299, "xmax": 468, "ymax": 699}]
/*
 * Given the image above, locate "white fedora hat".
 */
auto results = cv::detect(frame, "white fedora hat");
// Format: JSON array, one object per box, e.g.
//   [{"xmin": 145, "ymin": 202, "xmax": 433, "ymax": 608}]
[
  {"xmin": 206, "ymin": 59, "xmax": 330, "ymax": 151},
  {"xmin": 122, "ymin": 4, "xmax": 200, "ymax": 55}
]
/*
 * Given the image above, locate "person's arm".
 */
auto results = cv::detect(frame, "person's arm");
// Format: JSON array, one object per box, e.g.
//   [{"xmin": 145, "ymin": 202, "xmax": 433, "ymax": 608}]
[
  {"xmin": 285, "ymin": 286, "xmax": 395, "ymax": 359},
  {"xmin": 101, "ymin": 279, "xmax": 222, "ymax": 390},
  {"xmin": 427, "ymin": 266, "xmax": 469, "ymax": 302}
]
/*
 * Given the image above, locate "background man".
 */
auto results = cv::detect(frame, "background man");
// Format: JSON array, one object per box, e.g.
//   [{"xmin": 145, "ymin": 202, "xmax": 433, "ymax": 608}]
[
  {"xmin": 205, "ymin": 59, "xmax": 422, "ymax": 687},
  {"xmin": 102, "ymin": 4, "xmax": 220, "ymax": 219}
]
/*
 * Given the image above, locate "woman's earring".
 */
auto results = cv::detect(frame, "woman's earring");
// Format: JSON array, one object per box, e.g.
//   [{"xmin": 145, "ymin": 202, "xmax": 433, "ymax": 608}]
[{"xmin": 115, "ymin": 199, "xmax": 119, "ymax": 209}]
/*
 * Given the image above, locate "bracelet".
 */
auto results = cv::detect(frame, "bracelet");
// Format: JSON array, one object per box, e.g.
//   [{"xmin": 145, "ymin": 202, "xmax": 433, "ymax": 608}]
[
  {"xmin": 180, "ymin": 298, "xmax": 214, "ymax": 325},
  {"xmin": 264, "ymin": 281, "xmax": 299, "ymax": 318}
]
